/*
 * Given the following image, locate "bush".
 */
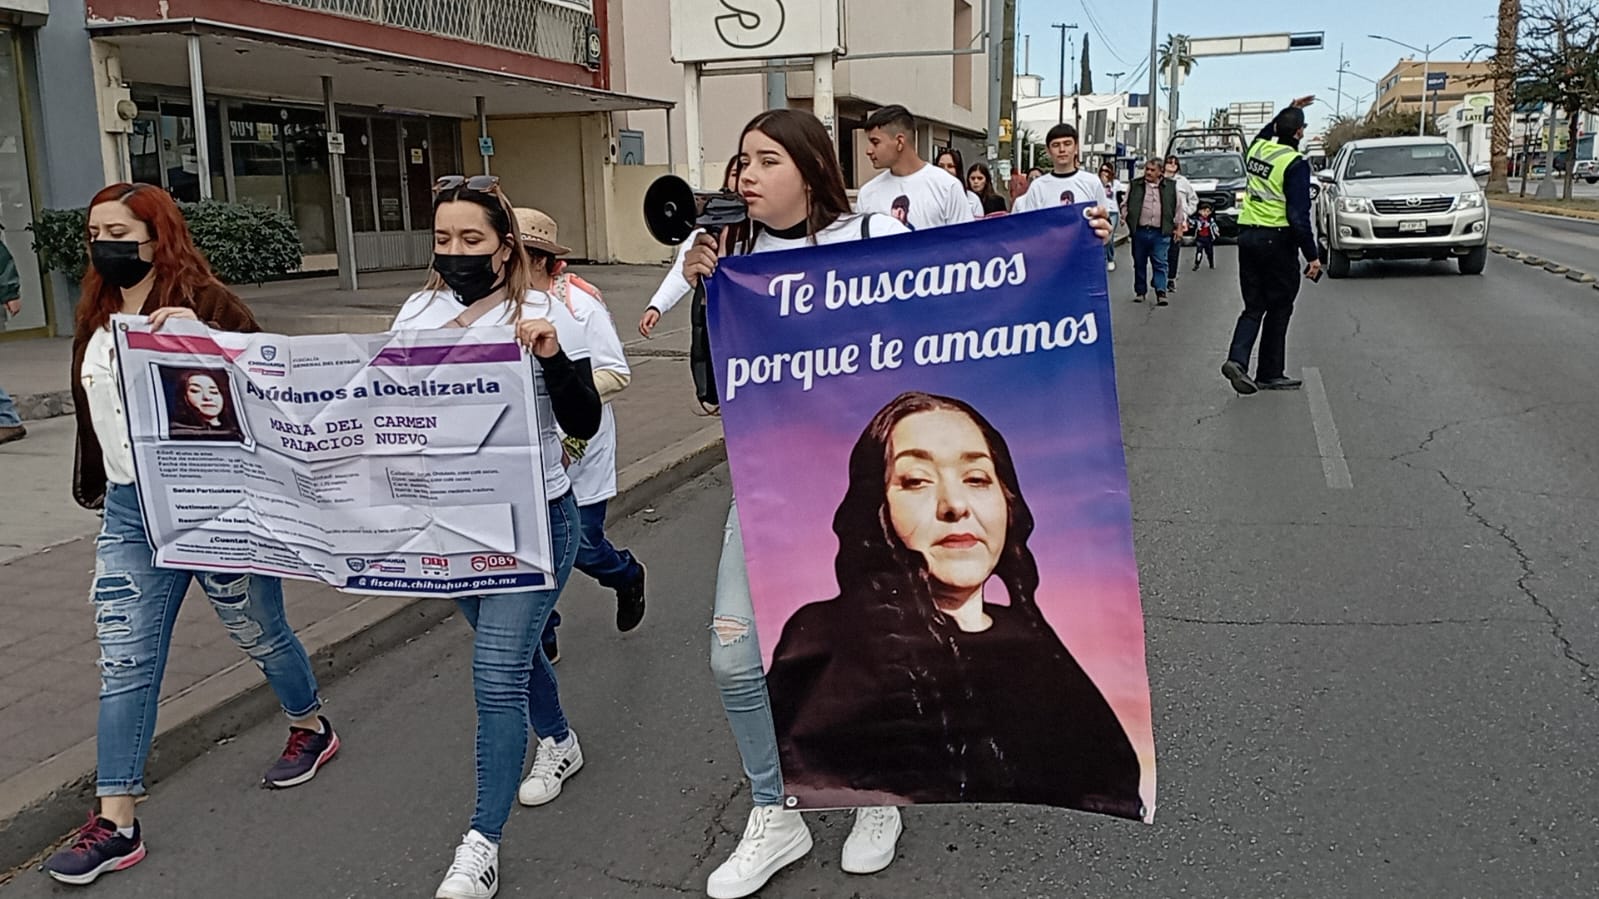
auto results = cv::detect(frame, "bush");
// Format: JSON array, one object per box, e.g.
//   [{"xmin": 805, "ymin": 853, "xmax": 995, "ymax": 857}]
[{"xmin": 29, "ymin": 199, "xmax": 303, "ymax": 286}]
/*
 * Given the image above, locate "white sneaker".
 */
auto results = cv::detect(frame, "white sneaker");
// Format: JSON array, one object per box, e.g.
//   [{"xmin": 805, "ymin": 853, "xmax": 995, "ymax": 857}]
[
  {"xmin": 706, "ymin": 807, "xmax": 814, "ymax": 899},
  {"xmin": 435, "ymin": 830, "xmax": 499, "ymax": 899},
  {"xmin": 518, "ymin": 731, "xmax": 584, "ymax": 806},
  {"xmin": 840, "ymin": 806, "xmax": 902, "ymax": 875},
  {"xmin": 1107, "ymin": 260, "xmax": 1117, "ymax": 272}
]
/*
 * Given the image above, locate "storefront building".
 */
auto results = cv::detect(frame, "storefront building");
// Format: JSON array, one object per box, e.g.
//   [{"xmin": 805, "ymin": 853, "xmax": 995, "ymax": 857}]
[{"xmin": 3, "ymin": 0, "xmax": 673, "ymax": 339}]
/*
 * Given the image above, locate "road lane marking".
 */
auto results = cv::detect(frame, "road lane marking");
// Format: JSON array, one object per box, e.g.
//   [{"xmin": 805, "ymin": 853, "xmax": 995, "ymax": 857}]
[{"xmin": 1303, "ymin": 367, "xmax": 1353, "ymax": 490}]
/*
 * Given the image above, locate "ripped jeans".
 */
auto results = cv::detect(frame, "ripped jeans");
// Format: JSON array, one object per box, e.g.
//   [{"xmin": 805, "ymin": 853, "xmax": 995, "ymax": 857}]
[
  {"xmin": 93, "ymin": 483, "xmax": 322, "ymax": 796},
  {"xmin": 709, "ymin": 502, "xmax": 785, "ymax": 806}
]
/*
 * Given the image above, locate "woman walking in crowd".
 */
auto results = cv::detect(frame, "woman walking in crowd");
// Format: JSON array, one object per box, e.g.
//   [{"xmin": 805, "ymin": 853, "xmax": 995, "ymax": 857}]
[
  {"xmin": 935, "ymin": 148, "xmax": 985, "ymax": 220},
  {"xmin": 1163, "ymin": 156, "xmax": 1200, "ymax": 293},
  {"xmin": 511, "ymin": 207, "xmax": 647, "ymax": 665},
  {"xmin": 391, "ymin": 176, "xmax": 601, "ymax": 899},
  {"xmin": 43, "ymin": 183, "xmax": 339, "ymax": 885},
  {"xmin": 966, "ymin": 161, "xmax": 1009, "ymax": 215},
  {"xmin": 1099, "ymin": 162, "xmax": 1125, "ymax": 272},
  {"xmin": 679, "ymin": 108, "xmax": 1117, "ymax": 898}
]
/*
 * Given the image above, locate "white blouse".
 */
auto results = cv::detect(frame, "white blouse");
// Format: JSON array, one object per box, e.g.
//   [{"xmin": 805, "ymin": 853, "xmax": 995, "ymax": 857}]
[{"xmin": 81, "ymin": 326, "xmax": 138, "ymax": 486}]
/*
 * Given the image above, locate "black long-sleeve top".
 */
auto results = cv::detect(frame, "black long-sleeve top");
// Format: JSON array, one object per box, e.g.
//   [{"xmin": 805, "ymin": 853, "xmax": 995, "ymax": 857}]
[
  {"xmin": 1253, "ymin": 118, "xmax": 1320, "ymax": 263},
  {"xmin": 536, "ymin": 351, "xmax": 600, "ymax": 440}
]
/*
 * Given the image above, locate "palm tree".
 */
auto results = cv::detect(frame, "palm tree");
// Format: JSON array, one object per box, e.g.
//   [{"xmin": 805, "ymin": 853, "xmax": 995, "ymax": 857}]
[
  {"xmin": 1158, "ymin": 34, "xmax": 1197, "ymax": 83},
  {"xmin": 1488, "ymin": 0, "xmax": 1521, "ymax": 193}
]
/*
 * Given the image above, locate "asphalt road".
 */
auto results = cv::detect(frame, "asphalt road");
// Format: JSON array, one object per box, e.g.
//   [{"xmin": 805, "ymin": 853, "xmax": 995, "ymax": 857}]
[
  {"xmin": 1488, "ymin": 207, "xmax": 1599, "ymax": 274},
  {"xmin": 4, "ymin": 246, "xmax": 1598, "ymax": 898}
]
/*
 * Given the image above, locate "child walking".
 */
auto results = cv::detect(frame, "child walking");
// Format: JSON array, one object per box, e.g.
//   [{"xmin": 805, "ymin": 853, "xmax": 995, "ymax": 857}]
[{"xmin": 1192, "ymin": 203, "xmax": 1217, "ymax": 271}]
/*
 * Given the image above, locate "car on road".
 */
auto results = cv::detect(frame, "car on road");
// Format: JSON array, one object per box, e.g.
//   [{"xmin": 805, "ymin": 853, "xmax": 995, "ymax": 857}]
[
  {"xmin": 1574, "ymin": 159, "xmax": 1599, "ymax": 184},
  {"xmin": 1472, "ymin": 160, "xmax": 1491, "ymax": 177},
  {"xmin": 1314, "ymin": 136, "xmax": 1489, "ymax": 278},
  {"xmin": 1167, "ymin": 127, "xmax": 1248, "ymax": 242}
]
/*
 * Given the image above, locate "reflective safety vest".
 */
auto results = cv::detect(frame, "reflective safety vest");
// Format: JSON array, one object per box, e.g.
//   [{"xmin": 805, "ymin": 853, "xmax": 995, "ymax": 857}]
[{"xmin": 1238, "ymin": 138, "xmax": 1302, "ymax": 228}]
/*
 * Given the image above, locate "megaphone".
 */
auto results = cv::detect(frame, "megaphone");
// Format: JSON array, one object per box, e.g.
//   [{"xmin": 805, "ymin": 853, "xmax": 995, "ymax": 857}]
[{"xmin": 642, "ymin": 175, "xmax": 748, "ymax": 245}]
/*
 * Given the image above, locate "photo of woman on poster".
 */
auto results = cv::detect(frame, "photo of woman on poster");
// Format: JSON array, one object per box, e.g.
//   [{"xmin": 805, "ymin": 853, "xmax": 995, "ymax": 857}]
[
  {"xmin": 163, "ymin": 367, "xmax": 245, "ymax": 443},
  {"xmin": 766, "ymin": 391, "xmax": 1144, "ymax": 819}
]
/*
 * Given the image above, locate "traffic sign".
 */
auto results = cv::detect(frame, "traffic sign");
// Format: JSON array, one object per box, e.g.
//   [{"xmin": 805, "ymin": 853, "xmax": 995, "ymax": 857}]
[{"xmin": 1426, "ymin": 72, "xmax": 1449, "ymax": 92}]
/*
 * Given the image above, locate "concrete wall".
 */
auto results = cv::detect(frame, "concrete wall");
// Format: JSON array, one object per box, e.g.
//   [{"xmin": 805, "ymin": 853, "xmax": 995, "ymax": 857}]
[
  {"xmin": 607, "ymin": 163, "xmax": 674, "ymax": 264},
  {"xmin": 470, "ymin": 114, "xmax": 607, "ymax": 261}
]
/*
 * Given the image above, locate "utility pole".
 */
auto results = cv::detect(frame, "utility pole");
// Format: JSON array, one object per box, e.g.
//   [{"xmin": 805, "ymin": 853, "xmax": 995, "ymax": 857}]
[
  {"xmin": 987, "ymin": 0, "xmax": 1007, "ymax": 166},
  {"xmin": 1072, "ymin": 34, "xmax": 1081, "ymax": 134},
  {"xmin": 1336, "ymin": 42, "xmax": 1345, "ymax": 118},
  {"xmin": 1167, "ymin": 35, "xmax": 1183, "ymax": 138},
  {"xmin": 1145, "ymin": 0, "xmax": 1160, "ymax": 157},
  {"xmin": 1053, "ymin": 23, "xmax": 1070, "ymax": 124}
]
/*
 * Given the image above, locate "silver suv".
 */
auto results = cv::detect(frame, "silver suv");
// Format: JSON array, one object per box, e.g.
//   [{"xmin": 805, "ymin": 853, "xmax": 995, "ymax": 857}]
[{"xmin": 1314, "ymin": 136, "xmax": 1489, "ymax": 277}]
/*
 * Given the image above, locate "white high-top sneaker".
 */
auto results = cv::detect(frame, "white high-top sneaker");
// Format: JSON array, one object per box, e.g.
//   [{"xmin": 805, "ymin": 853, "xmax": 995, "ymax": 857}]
[
  {"xmin": 840, "ymin": 806, "xmax": 902, "ymax": 875},
  {"xmin": 706, "ymin": 806, "xmax": 814, "ymax": 899},
  {"xmin": 435, "ymin": 830, "xmax": 499, "ymax": 899}
]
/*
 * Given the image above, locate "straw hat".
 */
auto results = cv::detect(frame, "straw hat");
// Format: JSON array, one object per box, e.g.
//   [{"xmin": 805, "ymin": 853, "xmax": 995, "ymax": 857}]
[{"xmin": 513, "ymin": 207, "xmax": 571, "ymax": 256}]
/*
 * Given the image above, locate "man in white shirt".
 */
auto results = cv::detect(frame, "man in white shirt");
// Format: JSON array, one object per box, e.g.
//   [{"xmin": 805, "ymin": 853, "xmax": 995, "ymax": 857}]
[
  {"xmin": 857, "ymin": 105, "xmax": 974, "ymax": 230},
  {"xmin": 1013, "ymin": 124, "xmax": 1107, "ymax": 214}
]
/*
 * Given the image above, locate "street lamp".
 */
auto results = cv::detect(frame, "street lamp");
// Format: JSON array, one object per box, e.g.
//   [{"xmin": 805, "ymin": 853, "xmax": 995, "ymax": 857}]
[
  {"xmin": 1337, "ymin": 65, "xmax": 1380, "ymax": 118},
  {"xmin": 1368, "ymin": 33, "xmax": 1473, "ymax": 135},
  {"xmin": 1052, "ymin": 23, "xmax": 1080, "ymax": 125},
  {"xmin": 1107, "ymin": 70, "xmax": 1126, "ymax": 93}
]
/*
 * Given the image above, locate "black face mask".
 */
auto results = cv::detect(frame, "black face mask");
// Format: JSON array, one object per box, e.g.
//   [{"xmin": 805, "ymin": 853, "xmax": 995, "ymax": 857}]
[
  {"xmin": 433, "ymin": 253, "xmax": 503, "ymax": 304},
  {"xmin": 90, "ymin": 240, "xmax": 154, "ymax": 290}
]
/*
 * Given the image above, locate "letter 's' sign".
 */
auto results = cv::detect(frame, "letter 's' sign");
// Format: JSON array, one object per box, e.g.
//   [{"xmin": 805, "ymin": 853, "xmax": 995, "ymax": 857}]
[{"xmin": 670, "ymin": 0, "xmax": 840, "ymax": 63}]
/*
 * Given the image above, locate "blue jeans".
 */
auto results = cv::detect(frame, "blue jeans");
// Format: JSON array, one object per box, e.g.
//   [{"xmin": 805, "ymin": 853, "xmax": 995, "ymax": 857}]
[
  {"xmin": 1106, "ymin": 211, "xmax": 1120, "ymax": 263},
  {"xmin": 709, "ymin": 502, "xmax": 784, "ymax": 806},
  {"xmin": 458, "ymin": 491, "xmax": 580, "ymax": 842},
  {"xmin": 0, "ymin": 384, "xmax": 19, "ymax": 427},
  {"xmin": 1131, "ymin": 226, "xmax": 1171, "ymax": 297},
  {"xmin": 542, "ymin": 499, "xmax": 641, "ymax": 644},
  {"xmin": 93, "ymin": 484, "xmax": 321, "ymax": 797}
]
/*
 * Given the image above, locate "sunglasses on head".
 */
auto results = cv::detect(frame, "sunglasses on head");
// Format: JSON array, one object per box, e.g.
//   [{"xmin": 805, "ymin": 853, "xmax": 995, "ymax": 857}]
[{"xmin": 433, "ymin": 174, "xmax": 501, "ymax": 194}]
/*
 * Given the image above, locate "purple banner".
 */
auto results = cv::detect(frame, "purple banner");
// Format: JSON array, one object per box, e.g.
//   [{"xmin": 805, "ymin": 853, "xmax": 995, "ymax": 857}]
[
  {"xmin": 707, "ymin": 206, "xmax": 1156, "ymax": 821},
  {"xmin": 371, "ymin": 342, "xmax": 523, "ymax": 367}
]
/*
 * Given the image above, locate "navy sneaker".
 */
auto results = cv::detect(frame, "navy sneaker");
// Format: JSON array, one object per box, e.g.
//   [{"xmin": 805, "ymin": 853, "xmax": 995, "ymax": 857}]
[
  {"xmin": 616, "ymin": 562, "xmax": 647, "ymax": 633},
  {"xmin": 263, "ymin": 716, "xmax": 340, "ymax": 789},
  {"xmin": 41, "ymin": 814, "xmax": 145, "ymax": 885}
]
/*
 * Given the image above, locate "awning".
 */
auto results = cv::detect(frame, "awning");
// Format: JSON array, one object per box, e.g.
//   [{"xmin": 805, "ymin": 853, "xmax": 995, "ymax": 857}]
[{"xmin": 89, "ymin": 21, "xmax": 673, "ymax": 117}]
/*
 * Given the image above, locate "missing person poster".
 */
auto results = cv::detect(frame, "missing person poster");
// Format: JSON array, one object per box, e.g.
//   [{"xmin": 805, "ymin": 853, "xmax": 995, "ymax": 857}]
[
  {"xmin": 113, "ymin": 317, "xmax": 553, "ymax": 598},
  {"xmin": 707, "ymin": 206, "xmax": 1155, "ymax": 822}
]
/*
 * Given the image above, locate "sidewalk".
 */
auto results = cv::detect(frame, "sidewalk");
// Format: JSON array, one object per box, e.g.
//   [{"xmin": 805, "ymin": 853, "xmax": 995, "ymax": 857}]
[{"xmin": 0, "ymin": 267, "xmax": 719, "ymax": 874}]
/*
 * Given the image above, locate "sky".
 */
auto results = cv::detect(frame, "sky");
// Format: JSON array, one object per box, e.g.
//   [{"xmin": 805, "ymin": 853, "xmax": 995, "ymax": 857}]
[{"xmin": 1016, "ymin": 0, "xmax": 1501, "ymax": 133}]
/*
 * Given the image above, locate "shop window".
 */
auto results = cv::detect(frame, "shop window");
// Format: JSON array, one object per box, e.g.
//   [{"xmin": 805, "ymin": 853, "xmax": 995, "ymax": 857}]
[
  {"xmin": 369, "ymin": 119, "xmax": 406, "ymax": 232},
  {"xmin": 340, "ymin": 115, "xmax": 377, "ymax": 233}
]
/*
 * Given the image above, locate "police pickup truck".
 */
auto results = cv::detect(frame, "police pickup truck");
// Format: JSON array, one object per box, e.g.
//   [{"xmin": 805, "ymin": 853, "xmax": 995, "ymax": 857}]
[{"xmin": 1165, "ymin": 127, "xmax": 1249, "ymax": 242}]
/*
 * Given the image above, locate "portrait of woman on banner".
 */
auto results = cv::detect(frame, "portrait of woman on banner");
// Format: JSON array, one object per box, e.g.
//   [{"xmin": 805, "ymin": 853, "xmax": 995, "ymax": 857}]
[
  {"xmin": 766, "ymin": 391, "xmax": 1144, "ymax": 818},
  {"xmin": 162, "ymin": 366, "xmax": 245, "ymax": 443}
]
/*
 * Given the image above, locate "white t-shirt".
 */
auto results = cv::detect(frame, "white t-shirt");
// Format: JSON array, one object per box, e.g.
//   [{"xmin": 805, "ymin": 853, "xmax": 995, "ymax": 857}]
[
  {"xmin": 1013, "ymin": 169, "xmax": 1108, "ymax": 213},
  {"xmin": 558, "ymin": 282, "xmax": 629, "ymax": 505},
  {"xmin": 749, "ymin": 212, "xmax": 911, "ymax": 255},
  {"xmin": 963, "ymin": 190, "xmax": 984, "ymax": 219},
  {"xmin": 391, "ymin": 288, "xmax": 592, "ymax": 500},
  {"xmin": 856, "ymin": 163, "xmax": 974, "ymax": 231},
  {"xmin": 647, "ymin": 227, "xmax": 700, "ymax": 316},
  {"xmin": 1171, "ymin": 174, "xmax": 1200, "ymax": 223}
]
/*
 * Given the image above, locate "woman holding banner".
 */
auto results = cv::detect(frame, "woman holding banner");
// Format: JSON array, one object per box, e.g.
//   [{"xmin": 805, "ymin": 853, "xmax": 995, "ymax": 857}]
[
  {"xmin": 766, "ymin": 391, "xmax": 1144, "ymax": 817},
  {"xmin": 391, "ymin": 176, "xmax": 601, "ymax": 899},
  {"xmin": 45, "ymin": 183, "xmax": 339, "ymax": 886},
  {"xmin": 680, "ymin": 108, "xmax": 1118, "ymax": 899}
]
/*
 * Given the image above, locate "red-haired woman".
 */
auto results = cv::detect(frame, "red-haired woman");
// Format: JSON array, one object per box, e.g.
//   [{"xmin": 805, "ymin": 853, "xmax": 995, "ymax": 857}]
[{"xmin": 42, "ymin": 184, "xmax": 339, "ymax": 886}]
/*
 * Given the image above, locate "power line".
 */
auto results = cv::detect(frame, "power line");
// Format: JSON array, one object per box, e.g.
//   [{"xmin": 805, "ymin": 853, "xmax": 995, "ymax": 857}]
[{"xmin": 1079, "ymin": 0, "xmax": 1130, "ymax": 65}]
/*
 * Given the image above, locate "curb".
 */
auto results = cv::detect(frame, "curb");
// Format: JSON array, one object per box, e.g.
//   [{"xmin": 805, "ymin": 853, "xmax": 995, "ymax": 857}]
[
  {"xmin": 11, "ymin": 390, "xmax": 72, "ymax": 423},
  {"xmin": 0, "ymin": 424, "xmax": 726, "ymax": 876},
  {"xmin": 1492, "ymin": 243, "xmax": 1594, "ymax": 289}
]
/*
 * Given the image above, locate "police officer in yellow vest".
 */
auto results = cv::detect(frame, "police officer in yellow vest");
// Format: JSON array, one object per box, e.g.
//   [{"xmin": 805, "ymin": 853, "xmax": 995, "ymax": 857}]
[{"xmin": 1222, "ymin": 96, "xmax": 1321, "ymax": 394}]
